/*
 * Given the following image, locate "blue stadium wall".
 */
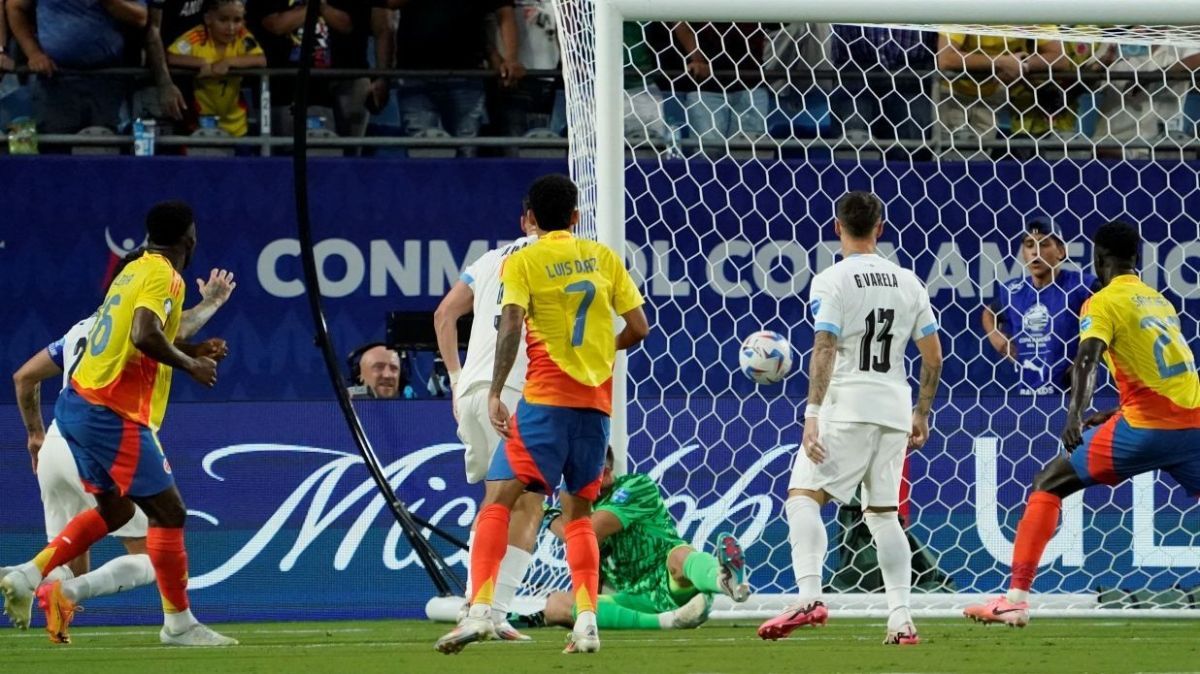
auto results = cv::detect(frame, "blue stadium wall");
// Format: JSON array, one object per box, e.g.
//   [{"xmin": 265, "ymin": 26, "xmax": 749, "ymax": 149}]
[{"xmin": 0, "ymin": 157, "xmax": 1198, "ymax": 624}]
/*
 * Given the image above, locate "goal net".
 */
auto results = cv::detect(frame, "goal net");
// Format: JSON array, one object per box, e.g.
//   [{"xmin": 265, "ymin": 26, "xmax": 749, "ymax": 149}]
[{"xmin": 437, "ymin": 2, "xmax": 1200, "ymax": 619}]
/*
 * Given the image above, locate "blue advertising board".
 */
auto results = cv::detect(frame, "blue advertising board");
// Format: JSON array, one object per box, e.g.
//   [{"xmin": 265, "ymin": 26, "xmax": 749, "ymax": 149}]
[{"xmin": 0, "ymin": 394, "xmax": 1196, "ymax": 626}]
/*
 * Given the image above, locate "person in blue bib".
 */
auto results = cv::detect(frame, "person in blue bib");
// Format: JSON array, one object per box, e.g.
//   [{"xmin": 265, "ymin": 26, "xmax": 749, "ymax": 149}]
[{"xmin": 981, "ymin": 217, "xmax": 1101, "ymax": 395}]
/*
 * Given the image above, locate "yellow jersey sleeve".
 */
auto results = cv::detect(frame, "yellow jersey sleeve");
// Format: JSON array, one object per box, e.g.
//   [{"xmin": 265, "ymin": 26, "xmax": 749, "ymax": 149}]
[
  {"xmin": 944, "ymin": 32, "xmax": 968, "ymax": 49},
  {"xmin": 609, "ymin": 248, "xmax": 644, "ymax": 316},
  {"xmin": 135, "ymin": 262, "xmax": 176, "ymax": 326},
  {"xmin": 241, "ymin": 31, "xmax": 264, "ymax": 57},
  {"xmin": 1079, "ymin": 294, "xmax": 1116, "ymax": 346},
  {"xmin": 500, "ymin": 251, "xmax": 532, "ymax": 311}
]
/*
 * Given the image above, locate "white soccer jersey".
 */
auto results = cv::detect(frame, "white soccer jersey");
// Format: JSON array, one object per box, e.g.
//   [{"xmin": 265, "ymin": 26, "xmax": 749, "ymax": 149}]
[
  {"xmin": 808, "ymin": 253, "xmax": 938, "ymax": 431},
  {"xmin": 457, "ymin": 236, "xmax": 537, "ymax": 395},
  {"xmin": 45, "ymin": 315, "xmax": 96, "ymax": 391}
]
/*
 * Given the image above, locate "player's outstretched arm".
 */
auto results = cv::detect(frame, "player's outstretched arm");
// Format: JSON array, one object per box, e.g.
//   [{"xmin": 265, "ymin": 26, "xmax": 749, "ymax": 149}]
[
  {"xmin": 12, "ymin": 348, "xmax": 63, "ymax": 472},
  {"xmin": 433, "ymin": 280, "xmax": 474, "ymax": 388},
  {"xmin": 178, "ymin": 268, "xmax": 236, "ymax": 340},
  {"xmin": 910, "ymin": 331, "xmax": 944, "ymax": 449},
  {"xmin": 1061, "ymin": 337, "xmax": 1107, "ymax": 451},
  {"xmin": 132, "ymin": 308, "xmax": 216, "ymax": 387},
  {"xmin": 616, "ymin": 306, "xmax": 650, "ymax": 351}
]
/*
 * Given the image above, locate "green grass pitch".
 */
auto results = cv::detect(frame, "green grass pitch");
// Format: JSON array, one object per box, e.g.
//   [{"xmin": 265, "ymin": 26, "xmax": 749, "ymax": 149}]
[{"xmin": 2, "ymin": 618, "xmax": 1198, "ymax": 673}]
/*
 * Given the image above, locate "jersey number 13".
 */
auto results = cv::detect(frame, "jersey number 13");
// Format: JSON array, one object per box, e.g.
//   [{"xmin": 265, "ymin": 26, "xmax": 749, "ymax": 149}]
[{"xmin": 859, "ymin": 308, "xmax": 894, "ymax": 373}]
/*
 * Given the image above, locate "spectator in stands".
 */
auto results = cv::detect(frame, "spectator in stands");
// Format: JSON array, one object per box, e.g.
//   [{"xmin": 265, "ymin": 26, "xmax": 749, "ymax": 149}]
[
  {"xmin": 1009, "ymin": 37, "xmax": 1094, "ymax": 143},
  {"xmin": 488, "ymin": 0, "xmax": 558, "ymax": 142},
  {"xmin": 347, "ymin": 343, "xmax": 403, "ymax": 400},
  {"xmin": 935, "ymin": 31, "xmax": 1071, "ymax": 149},
  {"xmin": 619, "ymin": 22, "xmax": 703, "ymax": 146},
  {"xmin": 980, "ymin": 217, "xmax": 1099, "ymax": 395},
  {"xmin": 679, "ymin": 22, "xmax": 770, "ymax": 153},
  {"xmin": 831, "ymin": 26, "xmax": 935, "ymax": 160},
  {"xmin": 1092, "ymin": 38, "xmax": 1200, "ymax": 158},
  {"xmin": 167, "ymin": 0, "xmax": 265, "ymax": 137},
  {"xmin": 381, "ymin": 0, "xmax": 518, "ymax": 157},
  {"xmin": 144, "ymin": 0, "xmax": 203, "ymax": 124},
  {"xmin": 6, "ymin": 0, "xmax": 148, "ymax": 135},
  {"xmin": 251, "ymin": 0, "xmax": 346, "ymax": 136},
  {"xmin": 326, "ymin": 0, "xmax": 391, "ymax": 151}
]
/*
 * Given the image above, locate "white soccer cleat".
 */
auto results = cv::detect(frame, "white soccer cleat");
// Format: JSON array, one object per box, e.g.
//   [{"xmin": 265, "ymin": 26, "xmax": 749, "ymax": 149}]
[
  {"xmin": 0, "ymin": 570, "xmax": 35, "ymax": 630},
  {"xmin": 669, "ymin": 592, "xmax": 712, "ymax": 629},
  {"xmin": 435, "ymin": 616, "xmax": 495, "ymax": 654},
  {"xmin": 562, "ymin": 624, "xmax": 600, "ymax": 654},
  {"xmin": 160, "ymin": 623, "xmax": 239, "ymax": 646},
  {"xmin": 493, "ymin": 620, "xmax": 532, "ymax": 641}
]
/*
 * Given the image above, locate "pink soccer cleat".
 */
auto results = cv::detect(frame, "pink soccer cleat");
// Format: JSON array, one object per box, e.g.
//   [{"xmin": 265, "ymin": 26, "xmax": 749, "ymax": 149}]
[
  {"xmin": 963, "ymin": 596, "xmax": 1030, "ymax": 627},
  {"xmin": 757, "ymin": 601, "xmax": 828, "ymax": 640},
  {"xmin": 884, "ymin": 624, "xmax": 920, "ymax": 645}
]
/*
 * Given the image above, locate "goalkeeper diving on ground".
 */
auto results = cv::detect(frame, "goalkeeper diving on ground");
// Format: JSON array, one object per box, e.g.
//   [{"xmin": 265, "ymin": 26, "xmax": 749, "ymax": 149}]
[{"xmin": 513, "ymin": 446, "xmax": 750, "ymax": 632}]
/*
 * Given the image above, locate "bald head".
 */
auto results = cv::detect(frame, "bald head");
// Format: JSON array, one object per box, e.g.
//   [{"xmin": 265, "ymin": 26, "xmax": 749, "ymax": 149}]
[{"xmin": 359, "ymin": 345, "xmax": 401, "ymax": 399}]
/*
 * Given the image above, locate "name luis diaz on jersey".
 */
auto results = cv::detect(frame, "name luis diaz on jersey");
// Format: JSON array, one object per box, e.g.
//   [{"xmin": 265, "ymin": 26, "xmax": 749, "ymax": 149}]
[{"xmin": 546, "ymin": 257, "xmax": 598, "ymax": 279}]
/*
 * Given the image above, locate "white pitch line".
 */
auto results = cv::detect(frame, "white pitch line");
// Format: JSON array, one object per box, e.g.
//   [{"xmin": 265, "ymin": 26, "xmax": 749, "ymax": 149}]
[
  {"xmin": 0, "ymin": 627, "xmax": 371, "ymax": 639},
  {"xmin": 0, "ymin": 641, "xmax": 409, "ymax": 653}
]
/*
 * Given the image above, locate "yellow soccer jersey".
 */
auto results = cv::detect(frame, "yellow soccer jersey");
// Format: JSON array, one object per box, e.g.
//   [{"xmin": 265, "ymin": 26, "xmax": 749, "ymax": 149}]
[
  {"xmin": 169, "ymin": 26, "xmax": 263, "ymax": 137},
  {"xmin": 500, "ymin": 230, "xmax": 644, "ymax": 414},
  {"xmin": 1079, "ymin": 274, "xmax": 1200, "ymax": 429},
  {"xmin": 72, "ymin": 253, "xmax": 185, "ymax": 430},
  {"xmin": 943, "ymin": 32, "xmax": 1030, "ymax": 99}
]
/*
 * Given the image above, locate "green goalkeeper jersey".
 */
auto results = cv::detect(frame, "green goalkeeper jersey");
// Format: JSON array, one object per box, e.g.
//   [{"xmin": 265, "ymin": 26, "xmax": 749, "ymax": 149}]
[{"xmin": 595, "ymin": 473, "xmax": 687, "ymax": 592}]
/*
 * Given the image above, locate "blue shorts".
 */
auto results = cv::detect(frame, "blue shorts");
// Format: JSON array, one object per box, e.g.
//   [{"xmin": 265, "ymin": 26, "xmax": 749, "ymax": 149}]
[
  {"xmin": 54, "ymin": 388, "xmax": 175, "ymax": 498},
  {"xmin": 1070, "ymin": 413, "xmax": 1200, "ymax": 496},
  {"xmin": 487, "ymin": 399, "xmax": 610, "ymax": 501}
]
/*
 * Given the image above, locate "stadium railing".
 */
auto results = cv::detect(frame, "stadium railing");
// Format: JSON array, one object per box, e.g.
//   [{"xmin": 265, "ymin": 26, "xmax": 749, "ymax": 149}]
[{"xmin": 2, "ymin": 65, "xmax": 1198, "ymax": 156}]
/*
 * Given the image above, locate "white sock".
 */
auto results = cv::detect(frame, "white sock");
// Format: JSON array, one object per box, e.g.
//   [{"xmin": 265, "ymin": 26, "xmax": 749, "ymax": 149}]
[
  {"xmin": 574, "ymin": 610, "xmax": 597, "ymax": 633},
  {"xmin": 1006, "ymin": 588, "xmax": 1030, "ymax": 604},
  {"xmin": 491, "ymin": 546, "xmax": 533, "ymax": 622},
  {"xmin": 864, "ymin": 511, "xmax": 913, "ymax": 631},
  {"xmin": 14, "ymin": 562, "xmax": 42, "ymax": 590},
  {"xmin": 164, "ymin": 608, "xmax": 198, "ymax": 633},
  {"xmin": 62, "ymin": 554, "xmax": 155, "ymax": 603},
  {"xmin": 785, "ymin": 495, "xmax": 827, "ymax": 606},
  {"xmin": 45, "ymin": 566, "xmax": 74, "ymax": 584},
  {"xmin": 467, "ymin": 602, "xmax": 491, "ymax": 620}
]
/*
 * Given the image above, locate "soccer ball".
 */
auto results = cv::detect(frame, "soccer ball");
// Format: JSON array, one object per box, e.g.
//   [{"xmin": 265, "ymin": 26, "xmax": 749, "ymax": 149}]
[{"xmin": 738, "ymin": 330, "xmax": 793, "ymax": 385}]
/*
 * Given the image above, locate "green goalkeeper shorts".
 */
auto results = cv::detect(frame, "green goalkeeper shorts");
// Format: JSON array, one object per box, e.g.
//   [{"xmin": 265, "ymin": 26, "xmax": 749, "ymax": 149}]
[{"xmin": 606, "ymin": 551, "xmax": 699, "ymax": 613}]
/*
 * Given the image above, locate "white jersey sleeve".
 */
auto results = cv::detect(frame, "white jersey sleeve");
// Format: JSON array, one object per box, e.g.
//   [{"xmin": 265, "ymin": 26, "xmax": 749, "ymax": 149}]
[
  {"xmin": 809, "ymin": 272, "xmax": 845, "ymax": 338},
  {"xmin": 809, "ymin": 255, "xmax": 938, "ymax": 431},
  {"xmin": 47, "ymin": 316, "xmax": 96, "ymax": 392},
  {"xmin": 457, "ymin": 236, "xmax": 537, "ymax": 395}
]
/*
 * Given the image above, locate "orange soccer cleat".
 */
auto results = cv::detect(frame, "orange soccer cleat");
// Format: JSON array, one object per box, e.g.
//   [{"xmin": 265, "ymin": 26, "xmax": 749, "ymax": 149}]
[{"xmin": 36, "ymin": 580, "xmax": 78, "ymax": 644}]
